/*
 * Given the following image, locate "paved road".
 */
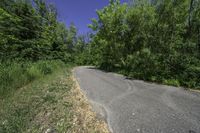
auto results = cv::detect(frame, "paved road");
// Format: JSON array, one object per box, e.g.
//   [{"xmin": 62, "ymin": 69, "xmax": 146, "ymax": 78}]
[{"xmin": 74, "ymin": 66, "xmax": 200, "ymax": 133}]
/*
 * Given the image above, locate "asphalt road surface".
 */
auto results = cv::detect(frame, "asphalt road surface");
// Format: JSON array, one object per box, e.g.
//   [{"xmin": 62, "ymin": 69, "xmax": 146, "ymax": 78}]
[{"xmin": 74, "ymin": 66, "xmax": 200, "ymax": 133}]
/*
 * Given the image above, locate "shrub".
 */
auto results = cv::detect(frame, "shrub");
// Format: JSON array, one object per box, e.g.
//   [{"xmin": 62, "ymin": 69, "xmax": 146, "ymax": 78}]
[{"xmin": 163, "ymin": 79, "xmax": 180, "ymax": 87}]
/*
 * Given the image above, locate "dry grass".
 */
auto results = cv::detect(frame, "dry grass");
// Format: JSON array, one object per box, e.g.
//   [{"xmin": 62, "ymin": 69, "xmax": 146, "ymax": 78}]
[
  {"xmin": 0, "ymin": 67, "xmax": 110, "ymax": 133},
  {"xmin": 70, "ymin": 75, "xmax": 110, "ymax": 133}
]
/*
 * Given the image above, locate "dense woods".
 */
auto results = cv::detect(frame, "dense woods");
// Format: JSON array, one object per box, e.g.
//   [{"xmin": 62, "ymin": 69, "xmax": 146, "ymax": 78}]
[{"xmin": 86, "ymin": 0, "xmax": 200, "ymax": 89}]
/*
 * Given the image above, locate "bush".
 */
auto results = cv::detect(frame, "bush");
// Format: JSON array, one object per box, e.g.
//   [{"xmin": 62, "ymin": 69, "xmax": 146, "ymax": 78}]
[
  {"xmin": 163, "ymin": 79, "xmax": 180, "ymax": 87},
  {"xmin": 181, "ymin": 66, "xmax": 200, "ymax": 89},
  {"xmin": 125, "ymin": 48, "xmax": 158, "ymax": 80}
]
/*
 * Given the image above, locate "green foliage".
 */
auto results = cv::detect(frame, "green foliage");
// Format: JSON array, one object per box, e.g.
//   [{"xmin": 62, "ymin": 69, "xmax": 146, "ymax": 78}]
[
  {"xmin": 0, "ymin": 60, "xmax": 65, "ymax": 98},
  {"xmin": 163, "ymin": 79, "xmax": 180, "ymax": 87},
  {"xmin": 86, "ymin": 0, "xmax": 200, "ymax": 89},
  {"xmin": 0, "ymin": 0, "xmax": 78, "ymax": 62},
  {"xmin": 0, "ymin": 67, "xmax": 73, "ymax": 133},
  {"xmin": 0, "ymin": 0, "xmax": 82, "ymax": 99}
]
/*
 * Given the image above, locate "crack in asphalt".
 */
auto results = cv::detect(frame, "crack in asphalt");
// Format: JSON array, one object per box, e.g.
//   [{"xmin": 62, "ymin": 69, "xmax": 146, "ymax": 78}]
[
  {"xmin": 108, "ymin": 80, "xmax": 135, "ymax": 106},
  {"xmin": 74, "ymin": 66, "xmax": 200, "ymax": 133}
]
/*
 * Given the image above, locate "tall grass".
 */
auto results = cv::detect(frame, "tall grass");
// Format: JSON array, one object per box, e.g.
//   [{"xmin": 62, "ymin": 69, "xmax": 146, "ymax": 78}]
[{"xmin": 0, "ymin": 60, "xmax": 65, "ymax": 98}]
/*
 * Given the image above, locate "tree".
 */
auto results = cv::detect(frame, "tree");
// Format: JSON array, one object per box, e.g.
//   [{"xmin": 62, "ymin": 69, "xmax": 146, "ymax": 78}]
[
  {"xmin": 0, "ymin": 0, "xmax": 78, "ymax": 62},
  {"xmin": 87, "ymin": 0, "xmax": 200, "ymax": 88}
]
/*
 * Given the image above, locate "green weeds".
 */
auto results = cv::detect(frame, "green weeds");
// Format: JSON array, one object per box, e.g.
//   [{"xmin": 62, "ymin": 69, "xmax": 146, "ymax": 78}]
[
  {"xmin": 0, "ymin": 60, "xmax": 65, "ymax": 98},
  {"xmin": 0, "ymin": 66, "xmax": 73, "ymax": 133}
]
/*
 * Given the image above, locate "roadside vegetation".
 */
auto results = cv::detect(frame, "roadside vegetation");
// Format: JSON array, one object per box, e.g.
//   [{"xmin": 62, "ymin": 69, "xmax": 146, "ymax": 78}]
[
  {"xmin": 0, "ymin": 60, "xmax": 65, "ymax": 98},
  {"xmin": 82, "ymin": 0, "xmax": 200, "ymax": 89},
  {"xmin": 0, "ymin": 0, "xmax": 109, "ymax": 132},
  {"xmin": 0, "ymin": 66, "xmax": 109, "ymax": 133}
]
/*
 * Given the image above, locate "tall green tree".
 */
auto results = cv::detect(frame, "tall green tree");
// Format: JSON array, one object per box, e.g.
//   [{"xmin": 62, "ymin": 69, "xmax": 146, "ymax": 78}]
[
  {"xmin": 0, "ymin": 0, "xmax": 79, "ymax": 62},
  {"xmin": 87, "ymin": 0, "xmax": 200, "ymax": 88}
]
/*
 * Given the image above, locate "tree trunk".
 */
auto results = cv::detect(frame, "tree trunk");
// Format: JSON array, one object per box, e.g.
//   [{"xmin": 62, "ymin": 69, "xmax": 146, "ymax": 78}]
[
  {"xmin": 198, "ymin": 26, "xmax": 200, "ymax": 56},
  {"xmin": 188, "ymin": 0, "xmax": 194, "ymax": 29}
]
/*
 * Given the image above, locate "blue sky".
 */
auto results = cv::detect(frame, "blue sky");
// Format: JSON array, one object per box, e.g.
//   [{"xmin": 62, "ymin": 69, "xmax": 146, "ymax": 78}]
[{"xmin": 47, "ymin": 0, "xmax": 129, "ymax": 34}]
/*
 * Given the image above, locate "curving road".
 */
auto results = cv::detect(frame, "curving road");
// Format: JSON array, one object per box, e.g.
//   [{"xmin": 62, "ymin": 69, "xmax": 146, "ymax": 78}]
[{"xmin": 74, "ymin": 66, "xmax": 200, "ymax": 133}]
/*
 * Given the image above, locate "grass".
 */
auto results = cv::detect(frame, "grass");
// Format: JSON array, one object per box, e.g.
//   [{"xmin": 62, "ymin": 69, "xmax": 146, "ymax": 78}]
[
  {"xmin": 0, "ymin": 63, "xmax": 109, "ymax": 133},
  {"xmin": 0, "ymin": 65, "xmax": 72, "ymax": 133},
  {"xmin": 0, "ymin": 60, "xmax": 65, "ymax": 98}
]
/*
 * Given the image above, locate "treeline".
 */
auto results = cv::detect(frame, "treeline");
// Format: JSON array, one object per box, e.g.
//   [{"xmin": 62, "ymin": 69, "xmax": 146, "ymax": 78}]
[
  {"xmin": 0, "ymin": 0, "xmax": 85, "ymax": 62},
  {"xmin": 0, "ymin": 0, "xmax": 87, "ymax": 97},
  {"xmin": 85, "ymin": 0, "xmax": 200, "ymax": 89}
]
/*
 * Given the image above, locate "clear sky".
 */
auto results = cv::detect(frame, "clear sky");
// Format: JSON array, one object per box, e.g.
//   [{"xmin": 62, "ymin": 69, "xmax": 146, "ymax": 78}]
[{"xmin": 47, "ymin": 0, "xmax": 129, "ymax": 34}]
